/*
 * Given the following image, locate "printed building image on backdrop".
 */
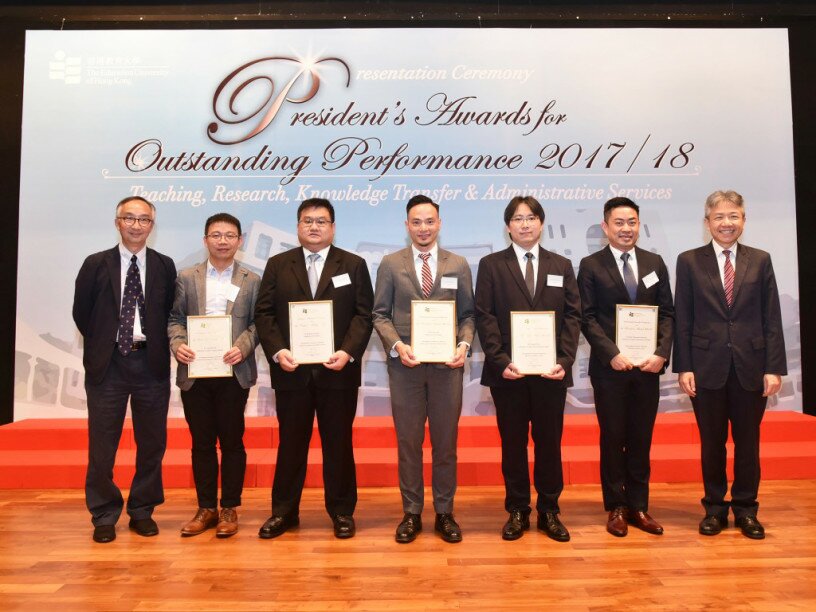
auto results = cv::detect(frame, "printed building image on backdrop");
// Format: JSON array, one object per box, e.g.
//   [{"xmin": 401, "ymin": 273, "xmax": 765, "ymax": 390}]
[{"xmin": 15, "ymin": 28, "xmax": 800, "ymax": 420}]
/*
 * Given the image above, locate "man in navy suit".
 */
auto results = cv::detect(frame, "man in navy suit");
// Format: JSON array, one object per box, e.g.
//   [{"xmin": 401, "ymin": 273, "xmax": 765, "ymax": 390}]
[
  {"xmin": 577, "ymin": 197, "xmax": 674, "ymax": 537},
  {"xmin": 73, "ymin": 196, "xmax": 177, "ymax": 543},
  {"xmin": 674, "ymin": 190, "xmax": 787, "ymax": 539}
]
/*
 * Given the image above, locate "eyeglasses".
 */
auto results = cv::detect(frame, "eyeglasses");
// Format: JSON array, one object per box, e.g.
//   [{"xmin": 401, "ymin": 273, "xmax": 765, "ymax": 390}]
[
  {"xmin": 206, "ymin": 232, "xmax": 240, "ymax": 241},
  {"xmin": 299, "ymin": 217, "xmax": 331, "ymax": 227},
  {"xmin": 117, "ymin": 216, "xmax": 153, "ymax": 227},
  {"xmin": 510, "ymin": 215, "xmax": 539, "ymax": 225}
]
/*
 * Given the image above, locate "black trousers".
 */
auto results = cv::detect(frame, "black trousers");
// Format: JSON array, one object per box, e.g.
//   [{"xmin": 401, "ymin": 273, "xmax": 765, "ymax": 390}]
[
  {"xmin": 591, "ymin": 369, "xmax": 660, "ymax": 512},
  {"xmin": 692, "ymin": 363, "xmax": 767, "ymax": 519},
  {"xmin": 272, "ymin": 381, "xmax": 359, "ymax": 517},
  {"xmin": 84, "ymin": 349, "xmax": 170, "ymax": 526},
  {"xmin": 180, "ymin": 376, "xmax": 249, "ymax": 509},
  {"xmin": 491, "ymin": 377, "xmax": 567, "ymax": 514}
]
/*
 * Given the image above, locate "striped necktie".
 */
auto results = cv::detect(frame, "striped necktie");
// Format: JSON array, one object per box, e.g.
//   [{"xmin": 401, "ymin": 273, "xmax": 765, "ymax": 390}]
[
  {"xmin": 419, "ymin": 253, "xmax": 433, "ymax": 298},
  {"xmin": 723, "ymin": 249, "xmax": 734, "ymax": 307}
]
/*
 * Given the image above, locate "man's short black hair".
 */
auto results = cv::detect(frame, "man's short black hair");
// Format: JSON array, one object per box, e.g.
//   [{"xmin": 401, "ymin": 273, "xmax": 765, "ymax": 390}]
[
  {"xmin": 297, "ymin": 198, "xmax": 335, "ymax": 223},
  {"xmin": 406, "ymin": 194, "xmax": 439, "ymax": 215},
  {"xmin": 603, "ymin": 197, "xmax": 640, "ymax": 221},
  {"xmin": 503, "ymin": 196, "xmax": 545, "ymax": 225},
  {"xmin": 204, "ymin": 212, "xmax": 242, "ymax": 236}
]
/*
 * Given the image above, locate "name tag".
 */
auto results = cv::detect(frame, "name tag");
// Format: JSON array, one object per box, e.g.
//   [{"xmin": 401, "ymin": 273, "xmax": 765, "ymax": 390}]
[
  {"xmin": 642, "ymin": 271, "xmax": 659, "ymax": 288},
  {"xmin": 441, "ymin": 276, "xmax": 458, "ymax": 290},
  {"xmin": 226, "ymin": 284, "xmax": 240, "ymax": 302},
  {"xmin": 332, "ymin": 273, "xmax": 351, "ymax": 288},
  {"xmin": 547, "ymin": 274, "xmax": 564, "ymax": 287}
]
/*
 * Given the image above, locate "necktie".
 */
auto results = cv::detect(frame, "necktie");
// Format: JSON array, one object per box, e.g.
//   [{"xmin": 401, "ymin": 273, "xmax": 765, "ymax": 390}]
[
  {"xmin": 307, "ymin": 253, "xmax": 320, "ymax": 297},
  {"xmin": 118, "ymin": 254, "xmax": 145, "ymax": 356},
  {"xmin": 419, "ymin": 253, "xmax": 433, "ymax": 298},
  {"xmin": 723, "ymin": 249, "xmax": 734, "ymax": 308},
  {"xmin": 524, "ymin": 252, "xmax": 535, "ymax": 299},
  {"xmin": 621, "ymin": 252, "xmax": 638, "ymax": 303}
]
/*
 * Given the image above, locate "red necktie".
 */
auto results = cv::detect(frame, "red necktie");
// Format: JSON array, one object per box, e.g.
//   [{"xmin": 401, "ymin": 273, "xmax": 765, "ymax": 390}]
[
  {"xmin": 723, "ymin": 249, "xmax": 734, "ymax": 308},
  {"xmin": 419, "ymin": 253, "xmax": 433, "ymax": 298}
]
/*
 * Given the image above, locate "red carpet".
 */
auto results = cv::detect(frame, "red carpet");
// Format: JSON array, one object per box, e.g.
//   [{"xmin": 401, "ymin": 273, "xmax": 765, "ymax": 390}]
[{"xmin": 1, "ymin": 412, "xmax": 814, "ymax": 488}]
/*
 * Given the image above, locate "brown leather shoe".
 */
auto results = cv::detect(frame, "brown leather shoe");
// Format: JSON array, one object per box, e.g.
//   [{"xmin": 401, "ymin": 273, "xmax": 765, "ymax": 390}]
[
  {"xmin": 181, "ymin": 507, "xmax": 218, "ymax": 537},
  {"xmin": 607, "ymin": 507, "xmax": 628, "ymax": 537},
  {"xmin": 628, "ymin": 510, "xmax": 664, "ymax": 535},
  {"xmin": 216, "ymin": 507, "xmax": 239, "ymax": 538}
]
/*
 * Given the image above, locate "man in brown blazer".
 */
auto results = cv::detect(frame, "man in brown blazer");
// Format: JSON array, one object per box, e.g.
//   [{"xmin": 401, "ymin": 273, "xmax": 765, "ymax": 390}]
[
  {"xmin": 168, "ymin": 212, "xmax": 260, "ymax": 538},
  {"xmin": 475, "ymin": 196, "xmax": 581, "ymax": 542},
  {"xmin": 674, "ymin": 190, "xmax": 786, "ymax": 539},
  {"xmin": 254, "ymin": 198, "xmax": 374, "ymax": 540},
  {"xmin": 577, "ymin": 197, "xmax": 674, "ymax": 537}
]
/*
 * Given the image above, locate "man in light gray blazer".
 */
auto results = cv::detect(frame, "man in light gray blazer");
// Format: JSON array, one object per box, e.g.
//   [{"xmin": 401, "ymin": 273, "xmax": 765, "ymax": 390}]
[
  {"xmin": 168, "ymin": 212, "xmax": 260, "ymax": 539},
  {"xmin": 373, "ymin": 195, "xmax": 475, "ymax": 544}
]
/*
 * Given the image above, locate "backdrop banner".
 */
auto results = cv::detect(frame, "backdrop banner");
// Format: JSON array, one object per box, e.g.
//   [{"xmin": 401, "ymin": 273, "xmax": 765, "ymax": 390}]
[{"xmin": 15, "ymin": 28, "xmax": 799, "ymax": 419}]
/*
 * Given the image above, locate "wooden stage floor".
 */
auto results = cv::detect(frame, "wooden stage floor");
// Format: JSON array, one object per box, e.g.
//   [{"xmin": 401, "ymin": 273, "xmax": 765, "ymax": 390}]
[{"xmin": 1, "ymin": 482, "xmax": 815, "ymax": 610}]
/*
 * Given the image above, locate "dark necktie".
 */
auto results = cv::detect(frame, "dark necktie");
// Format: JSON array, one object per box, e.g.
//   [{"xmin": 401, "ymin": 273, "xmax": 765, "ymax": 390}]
[
  {"xmin": 723, "ymin": 249, "xmax": 734, "ymax": 308},
  {"xmin": 118, "ymin": 254, "xmax": 145, "ymax": 355},
  {"xmin": 524, "ymin": 252, "xmax": 535, "ymax": 299},
  {"xmin": 621, "ymin": 252, "xmax": 638, "ymax": 303},
  {"xmin": 420, "ymin": 253, "xmax": 433, "ymax": 298}
]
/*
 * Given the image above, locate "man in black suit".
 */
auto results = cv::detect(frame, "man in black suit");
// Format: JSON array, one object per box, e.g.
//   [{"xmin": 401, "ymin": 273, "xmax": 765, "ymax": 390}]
[
  {"xmin": 255, "ymin": 198, "xmax": 374, "ymax": 540},
  {"xmin": 475, "ymin": 196, "xmax": 581, "ymax": 542},
  {"xmin": 577, "ymin": 197, "xmax": 674, "ymax": 537},
  {"xmin": 674, "ymin": 190, "xmax": 786, "ymax": 539},
  {"xmin": 73, "ymin": 196, "xmax": 177, "ymax": 543}
]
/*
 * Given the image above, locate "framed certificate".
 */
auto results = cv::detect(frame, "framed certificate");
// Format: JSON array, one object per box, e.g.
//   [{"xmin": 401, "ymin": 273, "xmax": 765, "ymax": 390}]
[
  {"xmin": 187, "ymin": 315, "xmax": 233, "ymax": 379},
  {"xmin": 410, "ymin": 300, "xmax": 456, "ymax": 363},
  {"xmin": 289, "ymin": 300, "xmax": 334, "ymax": 364},
  {"xmin": 615, "ymin": 304, "xmax": 659, "ymax": 365},
  {"xmin": 510, "ymin": 311, "xmax": 557, "ymax": 375}
]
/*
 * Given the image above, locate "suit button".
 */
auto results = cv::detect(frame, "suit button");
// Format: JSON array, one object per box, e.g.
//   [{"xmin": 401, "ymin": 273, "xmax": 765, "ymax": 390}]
[
  {"xmin": 729, "ymin": 321, "xmax": 734, "ymax": 326},
  {"xmin": 727, "ymin": 343, "xmax": 732, "ymax": 348}
]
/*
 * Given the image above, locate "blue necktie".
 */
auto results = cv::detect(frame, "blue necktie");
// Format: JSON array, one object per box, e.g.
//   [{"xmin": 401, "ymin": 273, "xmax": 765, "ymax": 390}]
[{"xmin": 118, "ymin": 255, "xmax": 145, "ymax": 355}]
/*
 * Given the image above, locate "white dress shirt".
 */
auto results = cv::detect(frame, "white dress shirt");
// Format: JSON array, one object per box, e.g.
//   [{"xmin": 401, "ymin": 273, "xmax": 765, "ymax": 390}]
[
  {"xmin": 511, "ymin": 241, "xmax": 539, "ymax": 289},
  {"xmin": 205, "ymin": 260, "xmax": 235, "ymax": 315},
  {"xmin": 712, "ymin": 241, "xmax": 738, "ymax": 285},
  {"xmin": 609, "ymin": 245, "xmax": 639, "ymax": 284},
  {"xmin": 412, "ymin": 243, "xmax": 439, "ymax": 287}
]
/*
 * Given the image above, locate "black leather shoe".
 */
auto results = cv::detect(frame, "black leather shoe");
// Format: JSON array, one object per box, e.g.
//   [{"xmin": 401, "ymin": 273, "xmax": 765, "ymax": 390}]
[
  {"xmin": 538, "ymin": 512, "xmax": 570, "ymax": 542},
  {"xmin": 395, "ymin": 513, "xmax": 422, "ymax": 543},
  {"xmin": 435, "ymin": 513, "xmax": 462, "ymax": 543},
  {"xmin": 735, "ymin": 515, "xmax": 765, "ymax": 540},
  {"xmin": 502, "ymin": 510, "xmax": 531, "ymax": 541},
  {"xmin": 332, "ymin": 514, "xmax": 356, "ymax": 539},
  {"xmin": 93, "ymin": 524, "xmax": 116, "ymax": 543},
  {"xmin": 129, "ymin": 517, "xmax": 158, "ymax": 537},
  {"xmin": 698, "ymin": 514, "xmax": 728, "ymax": 536},
  {"xmin": 258, "ymin": 514, "xmax": 299, "ymax": 539}
]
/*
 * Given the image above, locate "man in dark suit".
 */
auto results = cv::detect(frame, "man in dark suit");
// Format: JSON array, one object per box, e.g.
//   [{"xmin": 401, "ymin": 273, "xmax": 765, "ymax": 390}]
[
  {"xmin": 72, "ymin": 196, "xmax": 177, "ymax": 543},
  {"xmin": 674, "ymin": 190, "xmax": 786, "ymax": 540},
  {"xmin": 475, "ymin": 195, "xmax": 581, "ymax": 542},
  {"xmin": 372, "ymin": 195, "xmax": 475, "ymax": 544},
  {"xmin": 168, "ymin": 212, "xmax": 260, "ymax": 538},
  {"xmin": 577, "ymin": 197, "xmax": 674, "ymax": 537},
  {"xmin": 255, "ymin": 198, "xmax": 374, "ymax": 540}
]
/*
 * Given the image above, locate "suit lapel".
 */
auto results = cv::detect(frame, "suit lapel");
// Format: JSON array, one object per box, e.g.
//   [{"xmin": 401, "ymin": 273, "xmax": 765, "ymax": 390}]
[
  {"xmin": 193, "ymin": 262, "xmax": 206, "ymax": 315},
  {"xmin": 106, "ymin": 247, "xmax": 121, "ymax": 309},
  {"xmin": 314, "ymin": 245, "xmax": 340, "ymax": 299},
  {"xmin": 503, "ymin": 246, "xmax": 532, "ymax": 307},
  {"xmin": 732, "ymin": 243, "xmax": 750, "ymax": 306},
  {"xmin": 533, "ymin": 246, "xmax": 550, "ymax": 305},
  {"xmin": 227, "ymin": 265, "xmax": 247, "ymax": 315},
  {"xmin": 601, "ymin": 246, "xmax": 631, "ymax": 303},
  {"xmin": 632, "ymin": 247, "xmax": 654, "ymax": 303},
  {"xmin": 144, "ymin": 249, "xmax": 157, "ymax": 304},
  {"xmin": 291, "ymin": 248, "xmax": 312, "ymax": 298},
  {"xmin": 401, "ymin": 248, "xmax": 423, "ymax": 296},
  {"xmin": 433, "ymin": 249, "xmax": 450, "ymax": 296},
  {"xmin": 702, "ymin": 243, "xmax": 729, "ymax": 311}
]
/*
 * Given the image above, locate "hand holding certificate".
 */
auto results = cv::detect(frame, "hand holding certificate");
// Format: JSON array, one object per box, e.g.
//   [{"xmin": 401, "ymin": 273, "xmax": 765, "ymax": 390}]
[
  {"xmin": 411, "ymin": 300, "xmax": 456, "ymax": 363},
  {"xmin": 616, "ymin": 304, "xmax": 659, "ymax": 365},
  {"xmin": 289, "ymin": 300, "xmax": 335, "ymax": 364},
  {"xmin": 187, "ymin": 315, "xmax": 233, "ymax": 379},
  {"xmin": 510, "ymin": 311, "xmax": 557, "ymax": 375}
]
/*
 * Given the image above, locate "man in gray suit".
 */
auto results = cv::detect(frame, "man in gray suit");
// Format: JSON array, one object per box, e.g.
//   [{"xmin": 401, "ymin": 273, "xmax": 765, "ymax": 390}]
[
  {"xmin": 168, "ymin": 212, "xmax": 260, "ymax": 538},
  {"xmin": 373, "ymin": 194, "xmax": 475, "ymax": 543}
]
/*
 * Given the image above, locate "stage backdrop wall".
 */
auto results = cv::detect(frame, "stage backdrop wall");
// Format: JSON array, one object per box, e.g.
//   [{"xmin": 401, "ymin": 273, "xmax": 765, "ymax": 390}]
[{"xmin": 15, "ymin": 28, "xmax": 799, "ymax": 420}]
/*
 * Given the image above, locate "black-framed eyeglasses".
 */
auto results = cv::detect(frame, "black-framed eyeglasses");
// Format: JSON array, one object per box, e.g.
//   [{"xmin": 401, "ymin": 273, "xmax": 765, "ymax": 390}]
[{"xmin": 117, "ymin": 216, "xmax": 153, "ymax": 227}]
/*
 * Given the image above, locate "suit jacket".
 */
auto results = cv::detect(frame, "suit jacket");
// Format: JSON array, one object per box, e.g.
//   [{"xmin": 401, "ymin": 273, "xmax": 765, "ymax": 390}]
[
  {"xmin": 167, "ymin": 261, "xmax": 261, "ymax": 391},
  {"xmin": 475, "ymin": 245, "xmax": 581, "ymax": 388},
  {"xmin": 372, "ymin": 246, "xmax": 476, "ymax": 363},
  {"xmin": 73, "ymin": 245, "xmax": 177, "ymax": 385},
  {"xmin": 672, "ymin": 242, "xmax": 787, "ymax": 391},
  {"xmin": 577, "ymin": 245, "xmax": 674, "ymax": 377},
  {"xmin": 254, "ymin": 244, "xmax": 374, "ymax": 391}
]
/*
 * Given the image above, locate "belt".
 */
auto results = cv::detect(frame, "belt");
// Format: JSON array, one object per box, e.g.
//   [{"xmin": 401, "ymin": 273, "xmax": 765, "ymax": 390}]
[{"xmin": 118, "ymin": 341, "xmax": 147, "ymax": 351}]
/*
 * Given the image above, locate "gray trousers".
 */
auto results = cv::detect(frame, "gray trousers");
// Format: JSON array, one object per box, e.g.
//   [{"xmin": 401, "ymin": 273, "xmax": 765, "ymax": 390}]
[{"xmin": 387, "ymin": 360, "xmax": 463, "ymax": 514}]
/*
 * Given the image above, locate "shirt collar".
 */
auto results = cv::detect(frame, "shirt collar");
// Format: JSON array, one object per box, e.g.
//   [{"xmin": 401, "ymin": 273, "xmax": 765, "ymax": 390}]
[
  {"xmin": 206, "ymin": 259, "xmax": 235, "ymax": 278},
  {"xmin": 608, "ymin": 244, "xmax": 634, "ymax": 262},
  {"xmin": 511, "ymin": 241, "xmax": 537, "ymax": 261},
  {"xmin": 303, "ymin": 245, "xmax": 331, "ymax": 261},
  {"xmin": 119, "ymin": 243, "xmax": 146, "ymax": 266},
  {"xmin": 712, "ymin": 241, "xmax": 738, "ymax": 258},
  {"xmin": 412, "ymin": 243, "xmax": 438, "ymax": 260}
]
